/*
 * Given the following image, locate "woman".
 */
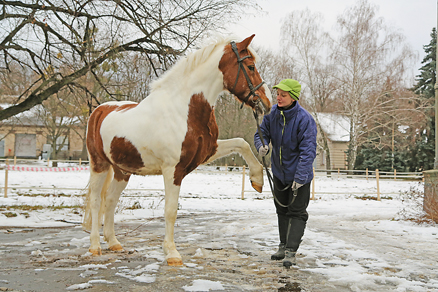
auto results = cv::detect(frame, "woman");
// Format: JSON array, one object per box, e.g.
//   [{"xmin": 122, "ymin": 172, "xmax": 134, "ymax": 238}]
[{"xmin": 254, "ymin": 79, "xmax": 317, "ymax": 268}]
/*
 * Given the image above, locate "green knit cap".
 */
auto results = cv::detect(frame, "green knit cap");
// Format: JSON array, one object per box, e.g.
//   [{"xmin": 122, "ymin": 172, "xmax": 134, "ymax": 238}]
[{"xmin": 272, "ymin": 79, "xmax": 301, "ymax": 100}]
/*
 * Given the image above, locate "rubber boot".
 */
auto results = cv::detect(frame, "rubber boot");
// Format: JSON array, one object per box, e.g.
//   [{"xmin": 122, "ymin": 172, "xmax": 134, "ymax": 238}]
[
  {"xmin": 271, "ymin": 215, "xmax": 289, "ymax": 260},
  {"xmin": 271, "ymin": 243, "xmax": 286, "ymax": 260},
  {"xmin": 283, "ymin": 249, "xmax": 296, "ymax": 269},
  {"xmin": 283, "ymin": 218, "xmax": 306, "ymax": 268}
]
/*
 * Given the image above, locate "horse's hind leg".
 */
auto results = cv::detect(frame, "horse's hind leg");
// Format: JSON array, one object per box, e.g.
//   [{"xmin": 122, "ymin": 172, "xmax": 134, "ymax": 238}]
[
  {"xmin": 162, "ymin": 166, "xmax": 183, "ymax": 266},
  {"xmin": 103, "ymin": 176, "xmax": 129, "ymax": 252},
  {"xmin": 88, "ymin": 169, "xmax": 112, "ymax": 255}
]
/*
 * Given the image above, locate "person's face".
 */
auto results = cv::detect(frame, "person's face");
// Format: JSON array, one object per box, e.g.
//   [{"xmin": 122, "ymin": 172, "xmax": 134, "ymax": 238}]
[{"xmin": 276, "ymin": 89, "xmax": 294, "ymax": 108}]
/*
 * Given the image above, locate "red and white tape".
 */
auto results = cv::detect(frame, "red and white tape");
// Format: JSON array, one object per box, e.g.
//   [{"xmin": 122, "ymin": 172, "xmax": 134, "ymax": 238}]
[{"xmin": 6, "ymin": 165, "xmax": 89, "ymax": 172}]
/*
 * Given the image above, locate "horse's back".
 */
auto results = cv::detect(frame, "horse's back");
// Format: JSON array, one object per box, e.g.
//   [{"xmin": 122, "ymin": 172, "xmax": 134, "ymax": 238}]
[{"xmin": 87, "ymin": 100, "xmax": 186, "ymax": 175}]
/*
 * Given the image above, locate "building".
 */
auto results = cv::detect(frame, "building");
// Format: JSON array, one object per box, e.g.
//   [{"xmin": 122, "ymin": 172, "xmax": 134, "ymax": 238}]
[
  {"xmin": 313, "ymin": 112, "xmax": 350, "ymax": 170},
  {"xmin": 0, "ymin": 103, "xmax": 84, "ymax": 159}
]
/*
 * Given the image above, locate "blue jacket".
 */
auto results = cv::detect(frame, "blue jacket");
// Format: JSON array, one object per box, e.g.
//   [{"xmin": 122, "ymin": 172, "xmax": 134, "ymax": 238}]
[{"xmin": 254, "ymin": 102, "xmax": 317, "ymax": 185}]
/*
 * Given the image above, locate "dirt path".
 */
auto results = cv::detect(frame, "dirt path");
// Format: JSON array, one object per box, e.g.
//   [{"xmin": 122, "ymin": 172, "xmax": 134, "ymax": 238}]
[
  {"xmin": 0, "ymin": 211, "xmax": 351, "ymax": 292},
  {"xmin": 1, "ymin": 210, "xmax": 436, "ymax": 291}
]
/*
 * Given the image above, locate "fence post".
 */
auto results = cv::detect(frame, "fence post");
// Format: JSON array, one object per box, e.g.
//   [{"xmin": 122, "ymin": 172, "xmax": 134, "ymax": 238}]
[
  {"xmin": 241, "ymin": 165, "xmax": 246, "ymax": 200},
  {"xmin": 14, "ymin": 156, "xmax": 17, "ymax": 166},
  {"xmin": 4, "ymin": 159, "xmax": 9, "ymax": 198},
  {"xmin": 376, "ymin": 169, "xmax": 380, "ymax": 201},
  {"xmin": 366, "ymin": 168, "xmax": 368, "ymax": 181},
  {"xmin": 394, "ymin": 169, "xmax": 396, "ymax": 181},
  {"xmin": 79, "ymin": 158, "xmax": 82, "ymax": 166},
  {"xmin": 311, "ymin": 167, "xmax": 315, "ymax": 200}
]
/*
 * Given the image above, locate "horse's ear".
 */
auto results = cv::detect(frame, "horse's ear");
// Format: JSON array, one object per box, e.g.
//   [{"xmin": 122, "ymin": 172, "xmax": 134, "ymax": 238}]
[{"xmin": 237, "ymin": 34, "xmax": 255, "ymax": 50}]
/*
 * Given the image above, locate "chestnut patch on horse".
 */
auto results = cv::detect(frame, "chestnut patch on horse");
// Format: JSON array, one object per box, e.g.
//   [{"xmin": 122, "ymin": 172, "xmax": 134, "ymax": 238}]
[
  {"xmin": 87, "ymin": 103, "xmax": 138, "ymax": 173},
  {"xmin": 174, "ymin": 93, "xmax": 218, "ymax": 185},
  {"xmin": 110, "ymin": 136, "xmax": 145, "ymax": 176}
]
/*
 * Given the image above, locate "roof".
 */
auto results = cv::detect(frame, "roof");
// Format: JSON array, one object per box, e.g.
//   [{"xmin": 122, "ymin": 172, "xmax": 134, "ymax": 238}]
[
  {"xmin": 0, "ymin": 103, "xmax": 81, "ymax": 127},
  {"xmin": 1, "ymin": 103, "xmax": 46, "ymax": 126},
  {"xmin": 313, "ymin": 112, "xmax": 350, "ymax": 142}
]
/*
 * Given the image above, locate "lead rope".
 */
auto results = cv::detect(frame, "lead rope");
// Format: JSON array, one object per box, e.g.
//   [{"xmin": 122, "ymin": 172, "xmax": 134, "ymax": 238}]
[{"xmin": 253, "ymin": 110, "xmax": 298, "ymax": 208}]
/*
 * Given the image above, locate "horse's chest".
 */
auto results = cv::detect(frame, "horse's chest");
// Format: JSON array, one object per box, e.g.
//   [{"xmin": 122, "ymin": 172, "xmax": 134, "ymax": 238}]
[{"xmin": 174, "ymin": 93, "xmax": 218, "ymax": 185}]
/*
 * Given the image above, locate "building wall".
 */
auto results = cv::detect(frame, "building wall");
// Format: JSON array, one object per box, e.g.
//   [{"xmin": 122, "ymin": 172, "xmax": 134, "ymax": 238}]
[
  {"xmin": 0, "ymin": 125, "xmax": 84, "ymax": 159},
  {"xmin": 315, "ymin": 139, "xmax": 349, "ymax": 170},
  {"xmin": 330, "ymin": 141, "xmax": 348, "ymax": 170}
]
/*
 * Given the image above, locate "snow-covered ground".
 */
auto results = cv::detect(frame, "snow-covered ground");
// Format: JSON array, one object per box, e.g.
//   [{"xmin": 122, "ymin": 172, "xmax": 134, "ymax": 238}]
[{"xmin": 0, "ymin": 162, "xmax": 436, "ymax": 292}]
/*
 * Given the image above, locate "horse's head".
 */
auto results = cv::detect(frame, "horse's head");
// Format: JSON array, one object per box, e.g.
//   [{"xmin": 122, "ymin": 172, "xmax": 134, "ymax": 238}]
[{"xmin": 219, "ymin": 35, "xmax": 272, "ymax": 116}]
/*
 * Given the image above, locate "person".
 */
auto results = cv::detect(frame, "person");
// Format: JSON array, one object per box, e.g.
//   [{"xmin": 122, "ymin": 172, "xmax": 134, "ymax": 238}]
[{"xmin": 254, "ymin": 79, "xmax": 317, "ymax": 268}]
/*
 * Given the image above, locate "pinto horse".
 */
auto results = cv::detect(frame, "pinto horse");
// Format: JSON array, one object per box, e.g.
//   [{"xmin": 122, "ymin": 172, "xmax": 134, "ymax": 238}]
[{"xmin": 83, "ymin": 35, "xmax": 272, "ymax": 266}]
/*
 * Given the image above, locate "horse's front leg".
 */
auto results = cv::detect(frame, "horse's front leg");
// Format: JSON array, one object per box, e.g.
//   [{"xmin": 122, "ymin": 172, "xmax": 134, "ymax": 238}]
[
  {"xmin": 162, "ymin": 167, "xmax": 183, "ymax": 266},
  {"xmin": 206, "ymin": 138, "xmax": 264, "ymax": 192}
]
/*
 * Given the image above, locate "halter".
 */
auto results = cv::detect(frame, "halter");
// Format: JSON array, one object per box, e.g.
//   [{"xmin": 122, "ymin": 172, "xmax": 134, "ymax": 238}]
[{"xmin": 230, "ymin": 41, "xmax": 265, "ymax": 109}]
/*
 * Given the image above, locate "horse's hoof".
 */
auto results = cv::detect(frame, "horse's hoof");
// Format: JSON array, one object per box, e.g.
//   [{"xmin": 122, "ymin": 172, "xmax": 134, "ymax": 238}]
[
  {"xmin": 251, "ymin": 181, "xmax": 263, "ymax": 193},
  {"xmin": 167, "ymin": 258, "xmax": 183, "ymax": 266},
  {"xmin": 89, "ymin": 247, "xmax": 102, "ymax": 256},
  {"xmin": 109, "ymin": 244, "xmax": 124, "ymax": 252}
]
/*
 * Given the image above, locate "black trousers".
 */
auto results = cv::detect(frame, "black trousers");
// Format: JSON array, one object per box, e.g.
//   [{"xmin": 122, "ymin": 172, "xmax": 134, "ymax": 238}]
[{"xmin": 273, "ymin": 176, "xmax": 310, "ymax": 222}]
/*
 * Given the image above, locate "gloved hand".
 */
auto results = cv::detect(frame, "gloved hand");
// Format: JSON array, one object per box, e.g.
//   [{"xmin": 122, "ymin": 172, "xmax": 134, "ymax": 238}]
[
  {"xmin": 258, "ymin": 145, "xmax": 269, "ymax": 157},
  {"xmin": 292, "ymin": 181, "xmax": 303, "ymax": 191}
]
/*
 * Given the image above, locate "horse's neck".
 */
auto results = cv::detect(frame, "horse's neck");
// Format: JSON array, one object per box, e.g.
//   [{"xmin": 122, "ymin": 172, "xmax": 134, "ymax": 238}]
[{"xmin": 143, "ymin": 48, "xmax": 225, "ymax": 108}]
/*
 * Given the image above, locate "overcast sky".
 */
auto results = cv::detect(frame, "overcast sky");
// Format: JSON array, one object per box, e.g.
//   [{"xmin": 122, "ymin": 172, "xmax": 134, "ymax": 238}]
[{"xmin": 225, "ymin": 0, "xmax": 436, "ymax": 78}]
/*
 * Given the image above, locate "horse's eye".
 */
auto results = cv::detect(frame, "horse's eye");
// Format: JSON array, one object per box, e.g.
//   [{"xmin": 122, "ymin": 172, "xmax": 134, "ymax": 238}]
[{"xmin": 248, "ymin": 65, "xmax": 255, "ymax": 71}]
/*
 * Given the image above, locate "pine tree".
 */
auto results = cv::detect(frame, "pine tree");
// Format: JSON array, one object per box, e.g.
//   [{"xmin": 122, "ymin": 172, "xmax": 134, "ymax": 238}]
[
  {"xmin": 414, "ymin": 28, "xmax": 436, "ymax": 99},
  {"xmin": 410, "ymin": 28, "xmax": 436, "ymax": 171}
]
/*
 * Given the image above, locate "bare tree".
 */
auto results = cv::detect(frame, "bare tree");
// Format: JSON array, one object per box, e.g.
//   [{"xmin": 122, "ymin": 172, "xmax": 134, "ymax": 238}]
[
  {"xmin": 280, "ymin": 8, "xmax": 338, "ymax": 170},
  {"xmin": 35, "ymin": 88, "xmax": 82, "ymax": 165},
  {"xmin": 214, "ymin": 92, "xmax": 258, "ymax": 165},
  {"xmin": 330, "ymin": 0, "xmax": 419, "ymax": 169},
  {"xmin": 254, "ymin": 46, "xmax": 300, "ymax": 90},
  {"xmin": 0, "ymin": 0, "xmax": 259, "ymax": 121}
]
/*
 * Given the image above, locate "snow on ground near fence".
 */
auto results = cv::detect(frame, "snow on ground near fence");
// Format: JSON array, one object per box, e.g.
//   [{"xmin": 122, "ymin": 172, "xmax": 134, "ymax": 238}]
[
  {"xmin": 0, "ymin": 163, "xmax": 427, "ymax": 226},
  {"xmin": 1, "ymin": 163, "xmax": 437, "ymax": 291}
]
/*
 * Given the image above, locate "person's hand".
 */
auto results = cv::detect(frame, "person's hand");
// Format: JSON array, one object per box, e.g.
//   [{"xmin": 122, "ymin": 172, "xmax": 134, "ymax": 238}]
[
  {"xmin": 258, "ymin": 145, "xmax": 269, "ymax": 157},
  {"xmin": 292, "ymin": 181, "xmax": 303, "ymax": 191}
]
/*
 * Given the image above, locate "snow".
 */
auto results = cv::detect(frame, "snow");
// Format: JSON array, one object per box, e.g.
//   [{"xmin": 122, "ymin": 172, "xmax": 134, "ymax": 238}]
[
  {"xmin": 182, "ymin": 279, "xmax": 225, "ymax": 291},
  {"xmin": 313, "ymin": 112, "xmax": 350, "ymax": 142},
  {"xmin": 0, "ymin": 162, "xmax": 436, "ymax": 291}
]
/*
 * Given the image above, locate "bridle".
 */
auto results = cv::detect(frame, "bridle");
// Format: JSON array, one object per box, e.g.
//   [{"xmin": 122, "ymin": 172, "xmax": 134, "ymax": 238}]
[
  {"xmin": 229, "ymin": 41, "xmax": 297, "ymax": 208},
  {"xmin": 230, "ymin": 41, "xmax": 265, "ymax": 110}
]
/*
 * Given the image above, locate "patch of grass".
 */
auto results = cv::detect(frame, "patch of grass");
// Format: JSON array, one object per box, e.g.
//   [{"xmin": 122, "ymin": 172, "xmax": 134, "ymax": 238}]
[
  {"xmin": 355, "ymin": 195, "xmax": 393, "ymax": 200},
  {"xmin": 0, "ymin": 205, "xmax": 82, "ymax": 211},
  {"xmin": 2, "ymin": 212, "xmax": 17, "ymax": 218},
  {"xmin": 17, "ymin": 192, "xmax": 85, "ymax": 197},
  {"xmin": 50, "ymin": 205, "xmax": 82, "ymax": 210},
  {"xmin": 126, "ymin": 201, "xmax": 142, "ymax": 210},
  {"xmin": 0, "ymin": 205, "xmax": 45, "ymax": 211}
]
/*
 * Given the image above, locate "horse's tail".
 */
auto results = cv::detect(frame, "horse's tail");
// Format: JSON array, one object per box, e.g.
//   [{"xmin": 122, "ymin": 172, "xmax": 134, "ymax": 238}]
[{"xmin": 82, "ymin": 166, "xmax": 114, "ymax": 231}]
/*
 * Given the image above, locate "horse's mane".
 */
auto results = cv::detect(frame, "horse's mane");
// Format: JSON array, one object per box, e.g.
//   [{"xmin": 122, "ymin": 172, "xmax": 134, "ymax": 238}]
[{"xmin": 150, "ymin": 35, "xmax": 260, "ymax": 92}]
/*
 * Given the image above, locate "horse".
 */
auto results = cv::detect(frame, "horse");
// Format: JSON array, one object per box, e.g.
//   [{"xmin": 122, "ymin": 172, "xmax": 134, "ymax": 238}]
[{"xmin": 83, "ymin": 34, "xmax": 272, "ymax": 266}]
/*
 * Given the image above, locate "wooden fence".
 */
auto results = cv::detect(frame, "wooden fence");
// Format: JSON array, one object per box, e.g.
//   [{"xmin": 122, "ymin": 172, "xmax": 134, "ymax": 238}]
[{"xmin": 1, "ymin": 158, "xmax": 423, "ymax": 200}]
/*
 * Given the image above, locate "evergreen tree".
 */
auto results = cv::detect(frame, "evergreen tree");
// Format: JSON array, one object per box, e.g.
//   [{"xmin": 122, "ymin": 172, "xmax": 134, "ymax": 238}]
[{"xmin": 410, "ymin": 28, "xmax": 436, "ymax": 171}]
